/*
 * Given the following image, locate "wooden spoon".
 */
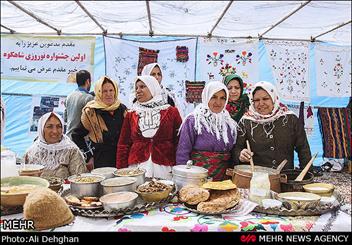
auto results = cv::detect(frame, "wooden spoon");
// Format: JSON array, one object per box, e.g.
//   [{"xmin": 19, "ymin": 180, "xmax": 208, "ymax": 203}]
[
  {"xmin": 275, "ymin": 159, "xmax": 288, "ymax": 174},
  {"xmin": 246, "ymin": 140, "xmax": 255, "ymax": 173},
  {"xmin": 294, "ymin": 153, "xmax": 318, "ymax": 182}
]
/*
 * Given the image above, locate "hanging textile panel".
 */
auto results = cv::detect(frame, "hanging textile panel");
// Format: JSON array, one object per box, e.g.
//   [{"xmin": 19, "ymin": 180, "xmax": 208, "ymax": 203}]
[
  {"xmin": 315, "ymin": 44, "xmax": 351, "ymax": 97},
  {"xmin": 0, "ymin": 34, "xmax": 95, "ymax": 83},
  {"xmin": 286, "ymin": 103, "xmax": 314, "ymax": 137},
  {"xmin": 197, "ymin": 38, "xmax": 259, "ymax": 88},
  {"xmin": 104, "ymin": 37, "xmax": 197, "ymax": 116},
  {"xmin": 185, "ymin": 81, "xmax": 205, "ymax": 103},
  {"xmin": 264, "ymin": 40, "xmax": 310, "ymax": 102},
  {"xmin": 317, "ymin": 107, "xmax": 351, "ymax": 159},
  {"xmin": 137, "ymin": 47, "xmax": 159, "ymax": 75}
]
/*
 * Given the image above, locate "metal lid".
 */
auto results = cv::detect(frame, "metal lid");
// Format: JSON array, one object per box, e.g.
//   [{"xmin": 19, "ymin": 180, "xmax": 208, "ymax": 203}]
[{"xmin": 172, "ymin": 160, "xmax": 208, "ymax": 178}]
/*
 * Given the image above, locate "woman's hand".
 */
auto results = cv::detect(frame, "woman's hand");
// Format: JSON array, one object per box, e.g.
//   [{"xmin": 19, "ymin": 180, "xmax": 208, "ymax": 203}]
[{"xmin": 239, "ymin": 149, "xmax": 253, "ymax": 163}]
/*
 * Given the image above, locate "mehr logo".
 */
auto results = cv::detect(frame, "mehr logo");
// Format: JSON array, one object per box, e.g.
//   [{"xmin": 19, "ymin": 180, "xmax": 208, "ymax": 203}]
[{"xmin": 1, "ymin": 219, "xmax": 35, "ymax": 230}]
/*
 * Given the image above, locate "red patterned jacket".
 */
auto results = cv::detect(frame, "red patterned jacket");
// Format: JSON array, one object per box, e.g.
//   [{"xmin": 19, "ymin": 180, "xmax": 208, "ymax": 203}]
[{"xmin": 116, "ymin": 106, "xmax": 182, "ymax": 168}]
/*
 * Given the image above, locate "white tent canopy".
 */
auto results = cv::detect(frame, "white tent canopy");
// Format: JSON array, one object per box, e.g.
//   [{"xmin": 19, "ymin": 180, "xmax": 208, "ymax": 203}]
[{"xmin": 1, "ymin": 1, "xmax": 351, "ymax": 44}]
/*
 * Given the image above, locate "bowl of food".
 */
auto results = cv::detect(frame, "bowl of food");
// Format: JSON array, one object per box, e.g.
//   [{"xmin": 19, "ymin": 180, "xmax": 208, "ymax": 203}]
[
  {"xmin": 68, "ymin": 173, "xmax": 105, "ymax": 198},
  {"xmin": 91, "ymin": 167, "xmax": 117, "ymax": 179},
  {"xmin": 1, "ymin": 176, "xmax": 50, "ymax": 206},
  {"xmin": 303, "ymin": 183, "xmax": 334, "ymax": 197},
  {"xmin": 99, "ymin": 191, "xmax": 138, "ymax": 212},
  {"xmin": 18, "ymin": 164, "xmax": 44, "ymax": 177},
  {"xmin": 100, "ymin": 177, "xmax": 137, "ymax": 195},
  {"xmin": 277, "ymin": 192, "xmax": 321, "ymax": 210},
  {"xmin": 135, "ymin": 180, "xmax": 172, "ymax": 203},
  {"xmin": 42, "ymin": 176, "xmax": 63, "ymax": 192},
  {"xmin": 114, "ymin": 168, "xmax": 146, "ymax": 187}
]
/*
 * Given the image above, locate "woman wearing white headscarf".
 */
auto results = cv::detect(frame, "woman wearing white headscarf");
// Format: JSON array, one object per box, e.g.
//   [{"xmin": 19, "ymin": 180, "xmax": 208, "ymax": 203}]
[
  {"xmin": 24, "ymin": 112, "xmax": 88, "ymax": 179},
  {"xmin": 176, "ymin": 81, "xmax": 237, "ymax": 181},
  {"xmin": 139, "ymin": 63, "xmax": 176, "ymax": 107},
  {"xmin": 233, "ymin": 81, "xmax": 311, "ymax": 170},
  {"xmin": 116, "ymin": 75, "xmax": 182, "ymax": 180}
]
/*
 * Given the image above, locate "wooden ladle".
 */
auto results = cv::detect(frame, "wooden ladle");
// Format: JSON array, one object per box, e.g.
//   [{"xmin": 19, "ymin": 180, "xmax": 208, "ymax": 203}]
[
  {"xmin": 294, "ymin": 152, "xmax": 318, "ymax": 182},
  {"xmin": 246, "ymin": 140, "xmax": 255, "ymax": 173}
]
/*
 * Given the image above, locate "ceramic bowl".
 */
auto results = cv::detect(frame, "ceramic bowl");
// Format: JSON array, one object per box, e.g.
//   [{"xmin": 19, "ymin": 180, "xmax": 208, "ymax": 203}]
[
  {"xmin": 135, "ymin": 181, "xmax": 172, "ymax": 203},
  {"xmin": 1, "ymin": 176, "xmax": 50, "ymax": 206},
  {"xmin": 303, "ymin": 183, "xmax": 334, "ymax": 197},
  {"xmin": 277, "ymin": 192, "xmax": 321, "ymax": 210},
  {"xmin": 18, "ymin": 164, "xmax": 44, "ymax": 177}
]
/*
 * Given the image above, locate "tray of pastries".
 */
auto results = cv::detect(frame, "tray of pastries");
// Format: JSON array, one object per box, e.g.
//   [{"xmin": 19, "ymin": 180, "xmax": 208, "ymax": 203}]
[{"xmin": 179, "ymin": 180, "xmax": 241, "ymax": 215}]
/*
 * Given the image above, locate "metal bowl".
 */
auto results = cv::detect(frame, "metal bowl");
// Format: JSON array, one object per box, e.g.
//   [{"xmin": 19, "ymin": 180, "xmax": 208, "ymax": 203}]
[
  {"xmin": 68, "ymin": 173, "xmax": 105, "ymax": 198},
  {"xmin": 99, "ymin": 191, "xmax": 138, "ymax": 212},
  {"xmin": 91, "ymin": 167, "xmax": 117, "ymax": 179},
  {"xmin": 100, "ymin": 177, "xmax": 137, "ymax": 195},
  {"xmin": 114, "ymin": 168, "xmax": 146, "ymax": 187}
]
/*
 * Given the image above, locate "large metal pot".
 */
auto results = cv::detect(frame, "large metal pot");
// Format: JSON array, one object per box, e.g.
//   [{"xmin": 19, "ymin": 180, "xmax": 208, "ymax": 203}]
[
  {"xmin": 280, "ymin": 169, "xmax": 314, "ymax": 192},
  {"xmin": 226, "ymin": 165, "xmax": 286, "ymax": 193},
  {"xmin": 101, "ymin": 177, "xmax": 137, "ymax": 195},
  {"xmin": 172, "ymin": 161, "xmax": 208, "ymax": 190},
  {"xmin": 68, "ymin": 173, "xmax": 105, "ymax": 197}
]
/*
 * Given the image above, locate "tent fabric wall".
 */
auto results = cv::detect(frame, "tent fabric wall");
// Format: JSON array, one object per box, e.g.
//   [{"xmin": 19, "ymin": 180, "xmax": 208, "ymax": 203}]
[{"xmin": 2, "ymin": 35, "xmax": 350, "ymax": 168}]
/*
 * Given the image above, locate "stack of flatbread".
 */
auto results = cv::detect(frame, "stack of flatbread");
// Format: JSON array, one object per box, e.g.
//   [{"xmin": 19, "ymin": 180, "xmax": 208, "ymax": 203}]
[{"xmin": 179, "ymin": 180, "xmax": 240, "ymax": 213}]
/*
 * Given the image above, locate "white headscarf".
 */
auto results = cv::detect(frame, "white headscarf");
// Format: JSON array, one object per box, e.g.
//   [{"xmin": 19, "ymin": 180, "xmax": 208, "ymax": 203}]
[
  {"xmin": 239, "ymin": 81, "xmax": 295, "ymax": 139},
  {"xmin": 182, "ymin": 81, "xmax": 237, "ymax": 144},
  {"xmin": 140, "ymin": 63, "xmax": 171, "ymax": 104},
  {"xmin": 131, "ymin": 75, "xmax": 170, "ymax": 138},
  {"xmin": 242, "ymin": 81, "xmax": 295, "ymax": 124},
  {"xmin": 141, "ymin": 63, "xmax": 162, "ymax": 77},
  {"xmin": 26, "ymin": 112, "xmax": 82, "ymax": 170}
]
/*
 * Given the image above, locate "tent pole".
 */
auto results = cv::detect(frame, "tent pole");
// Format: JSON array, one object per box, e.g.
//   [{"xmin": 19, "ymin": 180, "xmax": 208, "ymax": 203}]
[
  {"xmin": 0, "ymin": 31, "xmax": 323, "ymax": 42},
  {"xmin": 311, "ymin": 20, "xmax": 352, "ymax": 41},
  {"xmin": 146, "ymin": 0, "xmax": 154, "ymax": 36},
  {"xmin": 208, "ymin": 0, "xmax": 233, "ymax": 37},
  {"xmin": 1, "ymin": 24, "xmax": 16, "ymax": 33},
  {"xmin": 8, "ymin": 1, "xmax": 61, "ymax": 35},
  {"xmin": 258, "ymin": 0, "xmax": 311, "ymax": 39},
  {"xmin": 75, "ymin": 0, "xmax": 107, "ymax": 35}
]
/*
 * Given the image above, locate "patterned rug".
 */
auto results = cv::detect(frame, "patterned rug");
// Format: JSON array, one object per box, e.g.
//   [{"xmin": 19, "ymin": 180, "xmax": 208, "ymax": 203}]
[{"xmin": 317, "ymin": 107, "xmax": 351, "ymax": 159}]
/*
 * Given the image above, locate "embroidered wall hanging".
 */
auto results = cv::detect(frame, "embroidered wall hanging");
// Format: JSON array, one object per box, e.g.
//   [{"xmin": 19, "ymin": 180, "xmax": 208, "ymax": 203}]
[
  {"xmin": 137, "ymin": 47, "xmax": 159, "ymax": 75},
  {"xmin": 104, "ymin": 37, "xmax": 197, "ymax": 117},
  {"xmin": 198, "ymin": 38, "xmax": 259, "ymax": 86},
  {"xmin": 315, "ymin": 44, "xmax": 351, "ymax": 97},
  {"xmin": 176, "ymin": 46, "xmax": 189, "ymax": 62},
  {"xmin": 185, "ymin": 80, "xmax": 205, "ymax": 103},
  {"xmin": 264, "ymin": 40, "xmax": 310, "ymax": 102}
]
